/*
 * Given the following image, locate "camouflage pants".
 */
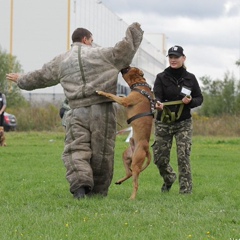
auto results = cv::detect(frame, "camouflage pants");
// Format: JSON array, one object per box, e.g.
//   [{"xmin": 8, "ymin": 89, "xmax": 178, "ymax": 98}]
[
  {"xmin": 152, "ymin": 118, "xmax": 193, "ymax": 193},
  {"xmin": 62, "ymin": 102, "xmax": 116, "ymax": 196}
]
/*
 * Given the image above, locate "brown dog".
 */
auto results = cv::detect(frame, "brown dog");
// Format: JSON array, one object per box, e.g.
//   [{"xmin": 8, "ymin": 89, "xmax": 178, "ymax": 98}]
[
  {"xmin": 97, "ymin": 66, "xmax": 154, "ymax": 199},
  {"xmin": 0, "ymin": 126, "xmax": 6, "ymax": 146}
]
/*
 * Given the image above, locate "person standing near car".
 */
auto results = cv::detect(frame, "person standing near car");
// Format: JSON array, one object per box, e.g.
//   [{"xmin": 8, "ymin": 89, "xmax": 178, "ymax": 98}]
[
  {"xmin": 6, "ymin": 22, "xmax": 143, "ymax": 200},
  {"xmin": 59, "ymin": 98, "xmax": 71, "ymax": 128},
  {"xmin": 152, "ymin": 45, "xmax": 203, "ymax": 194},
  {"xmin": 0, "ymin": 91, "xmax": 7, "ymax": 126}
]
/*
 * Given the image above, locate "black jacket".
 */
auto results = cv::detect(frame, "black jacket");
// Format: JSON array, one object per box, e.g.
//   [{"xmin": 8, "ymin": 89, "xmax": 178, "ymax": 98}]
[{"xmin": 154, "ymin": 67, "xmax": 203, "ymax": 122}]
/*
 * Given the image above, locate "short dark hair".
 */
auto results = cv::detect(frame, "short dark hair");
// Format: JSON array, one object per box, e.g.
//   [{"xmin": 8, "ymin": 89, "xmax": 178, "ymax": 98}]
[{"xmin": 71, "ymin": 28, "xmax": 92, "ymax": 43}]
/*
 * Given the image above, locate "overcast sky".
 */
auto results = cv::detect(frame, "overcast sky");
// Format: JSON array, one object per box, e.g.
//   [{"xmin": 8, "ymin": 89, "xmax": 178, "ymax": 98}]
[
  {"xmin": 0, "ymin": 0, "xmax": 239, "ymax": 95},
  {"xmin": 102, "ymin": 0, "xmax": 240, "ymax": 81}
]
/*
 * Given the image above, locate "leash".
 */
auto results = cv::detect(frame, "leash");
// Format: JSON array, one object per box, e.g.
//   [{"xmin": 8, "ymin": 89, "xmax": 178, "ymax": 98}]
[{"xmin": 160, "ymin": 100, "xmax": 184, "ymax": 123}]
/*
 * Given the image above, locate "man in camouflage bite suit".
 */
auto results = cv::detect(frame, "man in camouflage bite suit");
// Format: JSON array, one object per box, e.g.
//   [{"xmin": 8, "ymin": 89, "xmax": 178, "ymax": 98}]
[{"xmin": 6, "ymin": 22, "xmax": 144, "ymax": 199}]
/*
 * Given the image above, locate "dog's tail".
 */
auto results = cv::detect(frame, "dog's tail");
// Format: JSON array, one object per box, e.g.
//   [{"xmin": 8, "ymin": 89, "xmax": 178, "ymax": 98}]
[{"xmin": 140, "ymin": 150, "xmax": 151, "ymax": 172}]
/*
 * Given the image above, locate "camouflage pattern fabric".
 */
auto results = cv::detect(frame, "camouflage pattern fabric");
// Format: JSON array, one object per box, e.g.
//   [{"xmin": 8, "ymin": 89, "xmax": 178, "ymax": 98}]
[
  {"xmin": 62, "ymin": 102, "xmax": 116, "ymax": 196},
  {"xmin": 152, "ymin": 118, "xmax": 193, "ymax": 193}
]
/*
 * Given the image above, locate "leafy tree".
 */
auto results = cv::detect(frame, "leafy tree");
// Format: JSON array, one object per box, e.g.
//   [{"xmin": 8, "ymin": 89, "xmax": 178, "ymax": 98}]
[
  {"xmin": 236, "ymin": 59, "xmax": 240, "ymax": 66},
  {"xmin": 233, "ymin": 79, "xmax": 240, "ymax": 113},
  {"xmin": 221, "ymin": 72, "xmax": 235, "ymax": 114},
  {"xmin": 199, "ymin": 72, "xmax": 240, "ymax": 116},
  {"xmin": 200, "ymin": 76, "xmax": 223, "ymax": 116},
  {"xmin": 0, "ymin": 47, "xmax": 28, "ymax": 108}
]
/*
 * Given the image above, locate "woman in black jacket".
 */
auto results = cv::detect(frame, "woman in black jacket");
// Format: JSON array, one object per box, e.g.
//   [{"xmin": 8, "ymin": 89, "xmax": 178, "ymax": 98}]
[{"xmin": 152, "ymin": 45, "xmax": 203, "ymax": 194}]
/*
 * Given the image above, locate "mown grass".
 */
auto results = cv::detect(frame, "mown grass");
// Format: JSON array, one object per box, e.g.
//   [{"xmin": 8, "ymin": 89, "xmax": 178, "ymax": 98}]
[{"xmin": 0, "ymin": 132, "xmax": 240, "ymax": 240}]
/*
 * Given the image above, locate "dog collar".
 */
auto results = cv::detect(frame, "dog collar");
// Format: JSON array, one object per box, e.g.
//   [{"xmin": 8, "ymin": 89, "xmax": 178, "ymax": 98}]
[{"xmin": 131, "ymin": 83, "xmax": 151, "ymax": 90}]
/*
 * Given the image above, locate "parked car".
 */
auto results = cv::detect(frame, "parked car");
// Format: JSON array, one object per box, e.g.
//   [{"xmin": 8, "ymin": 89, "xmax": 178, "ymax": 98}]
[{"xmin": 3, "ymin": 112, "xmax": 17, "ymax": 131}]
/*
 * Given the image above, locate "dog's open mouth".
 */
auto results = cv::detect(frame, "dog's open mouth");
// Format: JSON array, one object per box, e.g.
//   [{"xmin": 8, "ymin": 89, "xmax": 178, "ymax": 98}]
[{"xmin": 121, "ymin": 66, "xmax": 131, "ymax": 75}]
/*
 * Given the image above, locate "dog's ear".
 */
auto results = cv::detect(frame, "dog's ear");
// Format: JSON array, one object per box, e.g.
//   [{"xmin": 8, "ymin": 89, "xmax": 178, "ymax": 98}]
[
  {"xmin": 121, "ymin": 66, "xmax": 131, "ymax": 75},
  {"xmin": 138, "ymin": 69, "xmax": 144, "ymax": 77}
]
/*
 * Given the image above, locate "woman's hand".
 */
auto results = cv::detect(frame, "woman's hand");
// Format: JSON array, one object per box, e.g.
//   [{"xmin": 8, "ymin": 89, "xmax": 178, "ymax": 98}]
[
  {"xmin": 182, "ymin": 95, "xmax": 192, "ymax": 104},
  {"xmin": 155, "ymin": 101, "xmax": 164, "ymax": 111}
]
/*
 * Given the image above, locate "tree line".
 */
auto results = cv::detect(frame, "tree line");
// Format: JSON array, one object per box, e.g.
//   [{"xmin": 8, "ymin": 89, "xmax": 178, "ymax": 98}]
[
  {"xmin": 199, "ymin": 71, "xmax": 240, "ymax": 116},
  {"xmin": 0, "ymin": 47, "xmax": 28, "ymax": 108}
]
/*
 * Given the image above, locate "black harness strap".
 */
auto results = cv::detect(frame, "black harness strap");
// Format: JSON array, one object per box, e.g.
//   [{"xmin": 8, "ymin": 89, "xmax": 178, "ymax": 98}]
[
  {"xmin": 127, "ymin": 112, "xmax": 154, "ymax": 124},
  {"xmin": 127, "ymin": 87, "xmax": 155, "ymax": 124},
  {"xmin": 131, "ymin": 88, "xmax": 155, "ymax": 113}
]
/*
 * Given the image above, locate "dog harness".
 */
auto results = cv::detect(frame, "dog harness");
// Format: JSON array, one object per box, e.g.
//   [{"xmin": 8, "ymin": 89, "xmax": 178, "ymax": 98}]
[{"xmin": 127, "ymin": 83, "xmax": 155, "ymax": 124}]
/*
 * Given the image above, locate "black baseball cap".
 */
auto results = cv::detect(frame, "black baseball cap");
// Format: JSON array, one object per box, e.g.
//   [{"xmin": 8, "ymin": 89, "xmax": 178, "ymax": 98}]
[{"xmin": 167, "ymin": 45, "xmax": 185, "ymax": 57}]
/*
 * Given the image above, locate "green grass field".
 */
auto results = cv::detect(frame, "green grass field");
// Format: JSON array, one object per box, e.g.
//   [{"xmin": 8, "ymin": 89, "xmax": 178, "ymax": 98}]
[{"xmin": 0, "ymin": 132, "xmax": 239, "ymax": 240}]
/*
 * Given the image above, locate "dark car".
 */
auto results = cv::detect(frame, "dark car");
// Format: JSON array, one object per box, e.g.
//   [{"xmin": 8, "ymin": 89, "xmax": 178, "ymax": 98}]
[{"xmin": 3, "ymin": 112, "xmax": 17, "ymax": 131}]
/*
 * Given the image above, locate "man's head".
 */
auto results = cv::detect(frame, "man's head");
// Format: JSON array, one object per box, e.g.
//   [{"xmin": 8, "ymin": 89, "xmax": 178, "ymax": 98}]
[{"xmin": 72, "ymin": 28, "xmax": 93, "ymax": 46}]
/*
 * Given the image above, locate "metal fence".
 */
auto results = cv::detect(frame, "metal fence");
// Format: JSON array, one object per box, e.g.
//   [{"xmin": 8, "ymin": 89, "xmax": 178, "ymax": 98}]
[{"xmin": 22, "ymin": 82, "xmax": 130, "ymax": 104}]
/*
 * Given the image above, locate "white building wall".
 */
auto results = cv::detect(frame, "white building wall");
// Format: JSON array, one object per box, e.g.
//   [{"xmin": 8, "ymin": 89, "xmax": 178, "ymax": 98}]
[
  {"xmin": 70, "ymin": 0, "xmax": 166, "ymax": 89},
  {"xmin": 0, "ymin": 0, "xmax": 166, "ymax": 100}
]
